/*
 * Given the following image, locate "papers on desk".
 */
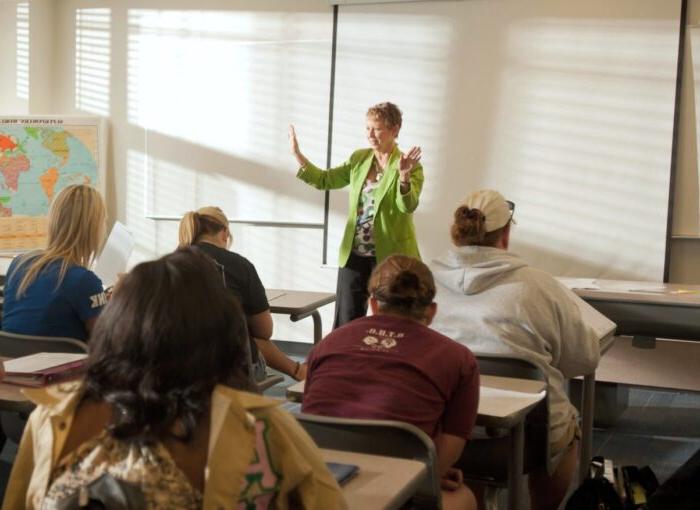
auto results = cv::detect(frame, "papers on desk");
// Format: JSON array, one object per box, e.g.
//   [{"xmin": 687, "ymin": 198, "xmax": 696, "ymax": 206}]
[
  {"xmin": 477, "ymin": 386, "xmax": 546, "ymax": 418},
  {"xmin": 94, "ymin": 221, "xmax": 134, "ymax": 289},
  {"xmin": 559, "ymin": 278, "xmax": 601, "ymax": 290},
  {"xmin": 265, "ymin": 290, "xmax": 285, "ymax": 301},
  {"xmin": 4, "ymin": 352, "xmax": 86, "ymax": 387}
]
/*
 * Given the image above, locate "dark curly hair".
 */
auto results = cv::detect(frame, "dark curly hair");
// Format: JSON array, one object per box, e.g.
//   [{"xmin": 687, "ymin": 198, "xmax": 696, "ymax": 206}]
[
  {"xmin": 450, "ymin": 206, "xmax": 507, "ymax": 247},
  {"xmin": 83, "ymin": 247, "xmax": 252, "ymax": 443},
  {"xmin": 368, "ymin": 254, "xmax": 435, "ymax": 321}
]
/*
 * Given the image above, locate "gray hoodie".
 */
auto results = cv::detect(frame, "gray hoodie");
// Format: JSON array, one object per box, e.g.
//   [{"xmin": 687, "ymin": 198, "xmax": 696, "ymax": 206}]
[{"xmin": 430, "ymin": 245, "xmax": 601, "ymax": 453}]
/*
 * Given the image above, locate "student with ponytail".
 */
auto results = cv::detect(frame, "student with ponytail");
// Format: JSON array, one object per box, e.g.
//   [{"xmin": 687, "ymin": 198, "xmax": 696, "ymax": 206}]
[
  {"xmin": 303, "ymin": 255, "xmax": 479, "ymax": 510},
  {"xmin": 178, "ymin": 207, "xmax": 306, "ymax": 381},
  {"xmin": 430, "ymin": 189, "xmax": 601, "ymax": 510}
]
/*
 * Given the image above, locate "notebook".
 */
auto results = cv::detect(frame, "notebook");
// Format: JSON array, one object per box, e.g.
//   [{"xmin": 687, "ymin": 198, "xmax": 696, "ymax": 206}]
[
  {"xmin": 325, "ymin": 462, "xmax": 359, "ymax": 486},
  {"xmin": 3, "ymin": 352, "xmax": 87, "ymax": 387}
]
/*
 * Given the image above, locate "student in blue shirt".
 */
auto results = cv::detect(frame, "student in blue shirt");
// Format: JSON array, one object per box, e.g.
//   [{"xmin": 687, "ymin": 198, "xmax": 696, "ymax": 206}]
[{"xmin": 2, "ymin": 184, "xmax": 107, "ymax": 342}]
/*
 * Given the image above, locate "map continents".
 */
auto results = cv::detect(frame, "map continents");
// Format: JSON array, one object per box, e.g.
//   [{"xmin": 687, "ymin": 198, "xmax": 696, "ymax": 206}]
[{"xmin": 0, "ymin": 117, "xmax": 103, "ymax": 251}]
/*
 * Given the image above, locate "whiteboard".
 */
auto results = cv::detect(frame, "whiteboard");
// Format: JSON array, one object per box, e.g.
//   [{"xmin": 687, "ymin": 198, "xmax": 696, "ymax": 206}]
[{"xmin": 327, "ymin": 0, "xmax": 681, "ymax": 280}]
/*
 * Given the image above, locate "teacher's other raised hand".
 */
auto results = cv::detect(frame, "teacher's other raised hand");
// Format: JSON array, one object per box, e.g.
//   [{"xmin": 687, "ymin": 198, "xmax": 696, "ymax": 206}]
[
  {"xmin": 288, "ymin": 125, "xmax": 309, "ymax": 168},
  {"xmin": 399, "ymin": 146, "xmax": 422, "ymax": 184}
]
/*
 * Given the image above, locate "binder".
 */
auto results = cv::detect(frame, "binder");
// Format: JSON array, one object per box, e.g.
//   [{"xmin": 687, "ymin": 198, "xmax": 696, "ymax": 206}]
[{"xmin": 3, "ymin": 352, "xmax": 86, "ymax": 387}]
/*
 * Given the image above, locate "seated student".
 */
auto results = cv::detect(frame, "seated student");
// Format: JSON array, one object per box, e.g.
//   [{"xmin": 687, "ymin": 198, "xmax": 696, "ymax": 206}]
[
  {"xmin": 303, "ymin": 255, "xmax": 479, "ymax": 510},
  {"xmin": 178, "ymin": 207, "xmax": 306, "ymax": 381},
  {"xmin": 430, "ymin": 189, "xmax": 601, "ymax": 510},
  {"xmin": 2, "ymin": 184, "xmax": 107, "ymax": 342},
  {"xmin": 3, "ymin": 248, "xmax": 345, "ymax": 510}
]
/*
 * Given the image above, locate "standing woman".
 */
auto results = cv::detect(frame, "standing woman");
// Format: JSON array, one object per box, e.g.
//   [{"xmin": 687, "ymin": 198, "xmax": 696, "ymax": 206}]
[
  {"xmin": 290, "ymin": 102, "xmax": 423, "ymax": 328},
  {"xmin": 2, "ymin": 184, "xmax": 107, "ymax": 341},
  {"xmin": 179, "ymin": 206, "xmax": 306, "ymax": 381}
]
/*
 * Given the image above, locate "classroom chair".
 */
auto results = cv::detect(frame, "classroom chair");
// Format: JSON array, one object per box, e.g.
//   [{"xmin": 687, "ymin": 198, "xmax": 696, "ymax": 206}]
[
  {"xmin": 457, "ymin": 352, "xmax": 550, "ymax": 510},
  {"xmin": 0, "ymin": 330, "xmax": 87, "ymax": 444},
  {"xmin": 295, "ymin": 412, "xmax": 442, "ymax": 509},
  {"xmin": 0, "ymin": 330, "xmax": 87, "ymax": 358}
]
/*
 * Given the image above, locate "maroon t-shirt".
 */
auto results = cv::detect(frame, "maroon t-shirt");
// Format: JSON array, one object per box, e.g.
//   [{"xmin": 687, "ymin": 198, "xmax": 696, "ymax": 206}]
[{"xmin": 302, "ymin": 315, "xmax": 480, "ymax": 440}]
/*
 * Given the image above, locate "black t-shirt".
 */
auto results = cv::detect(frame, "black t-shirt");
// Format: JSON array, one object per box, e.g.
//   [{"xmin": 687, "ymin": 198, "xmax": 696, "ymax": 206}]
[{"xmin": 195, "ymin": 242, "xmax": 270, "ymax": 359}]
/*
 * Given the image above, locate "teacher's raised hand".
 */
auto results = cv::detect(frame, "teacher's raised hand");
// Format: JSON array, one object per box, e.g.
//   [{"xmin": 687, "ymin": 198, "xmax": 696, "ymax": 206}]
[
  {"xmin": 288, "ymin": 125, "xmax": 309, "ymax": 167},
  {"xmin": 399, "ymin": 146, "xmax": 422, "ymax": 184}
]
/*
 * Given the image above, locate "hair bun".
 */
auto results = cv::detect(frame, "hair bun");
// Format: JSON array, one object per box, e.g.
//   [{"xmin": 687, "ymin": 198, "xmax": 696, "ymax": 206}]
[
  {"xmin": 455, "ymin": 206, "xmax": 483, "ymax": 222},
  {"xmin": 391, "ymin": 270, "xmax": 420, "ymax": 294}
]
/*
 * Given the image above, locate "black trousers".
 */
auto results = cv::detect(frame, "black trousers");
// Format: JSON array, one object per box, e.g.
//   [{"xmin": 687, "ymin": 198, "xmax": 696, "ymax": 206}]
[{"xmin": 333, "ymin": 252, "xmax": 377, "ymax": 329}]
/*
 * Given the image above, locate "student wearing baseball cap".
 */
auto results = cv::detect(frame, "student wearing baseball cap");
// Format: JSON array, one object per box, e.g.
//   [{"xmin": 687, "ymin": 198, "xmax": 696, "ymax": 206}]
[{"xmin": 430, "ymin": 189, "xmax": 601, "ymax": 510}]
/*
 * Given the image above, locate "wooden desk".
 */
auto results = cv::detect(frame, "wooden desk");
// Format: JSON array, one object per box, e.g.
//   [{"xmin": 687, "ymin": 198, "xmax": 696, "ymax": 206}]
[
  {"xmin": 290, "ymin": 375, "xmax": 546, "ymax": 510},
  {"xmin": 0, "ymin": 382, "xmax": 32, "ymax": 413},
  {"xmin": 321, "ymin": 449, "xmax": 426, "ymax": 510},
  {"xmin": 266, "ymin": 289, "xmax": 335, "ymax": 344},
  {"xmin": 562, "ymin": 278, "xmax": 700, "ymax": 340}
]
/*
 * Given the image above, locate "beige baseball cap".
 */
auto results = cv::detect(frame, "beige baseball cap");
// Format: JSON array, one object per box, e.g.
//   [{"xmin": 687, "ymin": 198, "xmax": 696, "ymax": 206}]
[{"xmin": 462, "ymin": 189, "xmax": 513, "ymax": 232}]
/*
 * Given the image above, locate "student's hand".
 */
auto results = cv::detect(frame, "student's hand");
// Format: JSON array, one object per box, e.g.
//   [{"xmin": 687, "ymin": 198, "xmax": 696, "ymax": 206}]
[
  {"xmin": 295, "ymin": 362, "xmax": 308, "ymax": 381},
  {"xmin": 106, "ymin": 273, "xmax": 127, "ymax": 300},
  {"xmin": 440, "ymin": 468, "xmax": 463, "ymax": 491}
]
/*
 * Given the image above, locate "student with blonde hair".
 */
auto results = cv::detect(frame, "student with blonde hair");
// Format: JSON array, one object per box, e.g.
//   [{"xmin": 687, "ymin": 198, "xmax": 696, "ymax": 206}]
[
  {"xmin": 178, "ymin": 206, "xmax": 306, "ymax": 381},
  {"xmin": 2, "ymin": 184, "xmax": 107, "ymax": 341}
]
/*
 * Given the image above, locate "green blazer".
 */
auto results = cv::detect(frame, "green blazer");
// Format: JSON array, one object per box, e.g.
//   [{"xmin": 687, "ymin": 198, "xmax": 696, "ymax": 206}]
[{"xmin": 297, "ymin": 146, "xmax": 424, "ymax": 267}]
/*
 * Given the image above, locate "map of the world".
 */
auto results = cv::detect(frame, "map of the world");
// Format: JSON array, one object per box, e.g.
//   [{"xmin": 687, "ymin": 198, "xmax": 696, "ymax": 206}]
[{"xmin": 0, "ymin": 117, "xmax": 104, "ymax": 252}]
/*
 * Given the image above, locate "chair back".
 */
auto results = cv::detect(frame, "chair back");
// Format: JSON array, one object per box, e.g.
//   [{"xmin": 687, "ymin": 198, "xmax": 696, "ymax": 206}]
[
  {"xmin": 295, "ymin": 412, "xmax": 442, "ymax": 509},
  {"xmin": 0, "ymin": 330, "xmax": 87, "ymax": 357},
  {"xmin": 458, "ymin": 352, "xmax": 551, "ymax": 484}
]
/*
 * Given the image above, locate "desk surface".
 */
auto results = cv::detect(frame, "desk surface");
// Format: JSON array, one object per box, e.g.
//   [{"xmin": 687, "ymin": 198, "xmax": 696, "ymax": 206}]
[
  {"xmin": 265, "ymin": 289, "xmax": 335, "ymax": 315},
  {"xmin": 321, "ymin": 448, "xmax": 426, "ymax": 510},
  {"xmin": 561, "ymin": 278, "xmax": 700, "ymax": 307},
  {"xmin": 289, "ymin": 375, "xmax": 546, "ymax": 429},
  {"xmin": 562, "ymin": 278, "xmax": 700, "ymax": 340}
]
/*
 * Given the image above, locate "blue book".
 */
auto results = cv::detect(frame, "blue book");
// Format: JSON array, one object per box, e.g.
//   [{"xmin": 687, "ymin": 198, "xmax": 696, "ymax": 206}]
[{"xmin": 326, "ymin": 462, "xmax": 359, "ymax": 486}]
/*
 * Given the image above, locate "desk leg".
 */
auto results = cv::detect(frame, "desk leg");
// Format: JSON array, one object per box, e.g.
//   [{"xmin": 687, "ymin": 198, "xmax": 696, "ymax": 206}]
[
  {"xmin": 507, "ymin": 422, "xmax": 524, "ymax": 510},
  {"xmin": 311, "ymin": 310, "xmax": 322, "ymax": 344},
  {"xmin": 579, "ymin": 372, "xmax": 595, "ymax": 484}
]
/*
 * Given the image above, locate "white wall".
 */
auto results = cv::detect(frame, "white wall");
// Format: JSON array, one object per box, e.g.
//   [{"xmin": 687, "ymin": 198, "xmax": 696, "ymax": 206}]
[
  {"xmin": 1, "ymin": 0, "xmax": 698, "ymax": 341},
  {"xmin": 0, "ymin": 1, "xmax": 29, "ymax": 114},
  {"xmin": 669, "ymin": 0, "xmax": 700, "ymax": 283},
  {"xmin": 27, "ymin": 0, "xmax": 339, "ymax": 342},
  {"xmin": 329, "ymin": 0, "xmax": 681, "ymax": 281}
]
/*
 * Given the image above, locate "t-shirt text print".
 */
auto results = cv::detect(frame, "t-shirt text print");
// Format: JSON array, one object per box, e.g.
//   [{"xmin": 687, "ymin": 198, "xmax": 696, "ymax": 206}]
[
  {"xmin": 360, "ymin": 327, "xmax": 404, "ymax": 352},
  {"xmin": 89, "ymin": 291, "xmax": 107, "ymax": 308}
]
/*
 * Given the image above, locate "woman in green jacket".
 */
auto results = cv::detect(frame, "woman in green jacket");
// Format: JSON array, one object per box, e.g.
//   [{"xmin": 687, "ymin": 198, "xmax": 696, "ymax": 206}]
[{"xmin": 289, "ymin": 102, "xmax": 424, "ymax": 328}]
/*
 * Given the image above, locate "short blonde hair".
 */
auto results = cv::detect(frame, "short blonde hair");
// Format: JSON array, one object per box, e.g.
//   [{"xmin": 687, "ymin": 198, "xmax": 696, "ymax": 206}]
[
  {"xmin": 366, "ymin": 102, "xmax": 403, "ymax": 130},
  {"xmin": 15, "ymin": 184, "xmax": 106, "ymax": 297},
  {"xmin": 178, "ymin": 206, "xmax": 230, "ymax": 248}
]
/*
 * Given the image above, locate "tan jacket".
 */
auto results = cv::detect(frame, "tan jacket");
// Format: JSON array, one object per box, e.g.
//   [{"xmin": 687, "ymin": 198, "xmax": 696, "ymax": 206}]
[{"xmin": 3, "ymin": 383, "xmax": 347, "ymax": 510}]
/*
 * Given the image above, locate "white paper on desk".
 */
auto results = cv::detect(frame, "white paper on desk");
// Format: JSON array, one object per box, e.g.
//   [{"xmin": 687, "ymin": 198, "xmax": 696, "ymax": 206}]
[
  {"xmin": 571, "ymin": 294, "xmax": 616, "ymax": 339},
  {"xmin": 266, "ymin": 290, "xmax": 285, "ymax": 301},
  {"xmin": 4, "ymin": 352, "xmax": 86, "ymax": 373},
  {"xmin": 557, "ymin": 277, "xmax": 600, "ymax": 290},
  {"xmin": 94, "ymin": 221, "xmax": 134, "ymax": 288}
]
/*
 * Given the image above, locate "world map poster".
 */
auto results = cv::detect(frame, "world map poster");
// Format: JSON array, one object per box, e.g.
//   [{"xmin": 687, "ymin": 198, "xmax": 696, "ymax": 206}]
[{"xmin": 0, "ymin": 117, "xmax": 105, "ymax": 252}]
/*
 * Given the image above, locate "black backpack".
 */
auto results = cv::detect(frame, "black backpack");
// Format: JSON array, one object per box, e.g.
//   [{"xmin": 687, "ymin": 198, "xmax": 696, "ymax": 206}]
[
  {"xmin": 566, "ymin": 476, "xmax": 624, "ymax": 510},
  {"xmin": 566, "ymin": 457, "xmax": 624, "ymax": 510}
]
